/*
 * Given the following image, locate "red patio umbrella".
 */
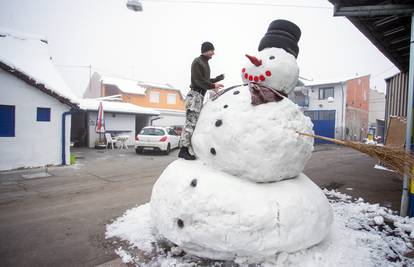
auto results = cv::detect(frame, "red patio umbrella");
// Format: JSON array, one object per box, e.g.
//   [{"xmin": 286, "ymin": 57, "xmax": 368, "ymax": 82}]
[{"xmin": 95, "ymin": 102, "xmax": 105, "ymax": 143}]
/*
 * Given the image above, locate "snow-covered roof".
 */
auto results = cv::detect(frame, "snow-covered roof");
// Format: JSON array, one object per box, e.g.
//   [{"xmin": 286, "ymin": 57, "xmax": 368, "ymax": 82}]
[
  {"xmin": 303, "ymin": 79, "xmax": 345, "ymax": 87},
  {"xmin": 100, "ymin": 76, "xmax": 147, "ymax": 95},
  {"xmin": 79, "ymin": 99, "xmax": 160, "ymax": 116},
  {"xmin": 137, "ymin": 81, "xmax": 175, "ymax": 90},
  {"xmin": 303, "ymin": 75, "xmax": 370, "ymax": 87},
  {"xmin": 0, "ymin": 28, "xmax": 78, "ymax": 105}
]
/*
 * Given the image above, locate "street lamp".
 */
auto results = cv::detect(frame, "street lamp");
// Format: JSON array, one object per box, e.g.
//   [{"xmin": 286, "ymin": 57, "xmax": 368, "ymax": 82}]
[{"xmin": 127, "ymin": 0, "xmax": 143, "ymax": 11}]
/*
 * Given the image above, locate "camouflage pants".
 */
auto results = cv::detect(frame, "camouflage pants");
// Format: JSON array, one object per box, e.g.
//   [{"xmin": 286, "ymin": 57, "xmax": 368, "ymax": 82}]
[{"xmin": 180, "ymin": 90, "xmax": 204, "ymax": 148}]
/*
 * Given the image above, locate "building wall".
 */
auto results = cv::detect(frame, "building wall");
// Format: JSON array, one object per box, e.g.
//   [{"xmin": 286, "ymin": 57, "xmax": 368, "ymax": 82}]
[
  {"xmin": 87, "ymin": 111, "xmax": 136, "ymax": 148},
  {"xmin": 303, "ymin": 83, "xmax": 346, "ymax": 139},
  {"xmin": 369, "ymin": 89, "xmax": 385, "ymax": 126},
  {"xmin": 122, "ymin": 88, "xmax": 185, "ymax": 111},
  {"xmin": 345, "ymin": 76, "xmax": 370, "ymax": 141},
  {"xmin": 385, "ymin": 71, "xmax": 408, "ymax": 119},
  {"xmin": 152, "ymin": 110, "xmax": 185, "ymax": 127},
  {"xmin": 0, "ymin": 69, "xmax": 71, "ymax": 170}
]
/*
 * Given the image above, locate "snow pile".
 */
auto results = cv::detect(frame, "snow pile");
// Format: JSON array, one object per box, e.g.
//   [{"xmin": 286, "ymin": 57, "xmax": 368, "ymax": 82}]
[
  {"xmin": 106, "ymin": 190, "xmax": 414, "ymax": 266},
  {"xmin": 192, "ymin": 86, "xmax": 314, "ymax": 182},
  {"xmin": 0, "ymin": 28, "xmax": 78, "ymax": 104}
]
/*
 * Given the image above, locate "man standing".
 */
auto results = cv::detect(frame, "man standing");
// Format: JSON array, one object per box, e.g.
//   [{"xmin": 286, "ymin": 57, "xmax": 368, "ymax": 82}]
[{"xmin": 178, "ymin": 41, "xmax": 224, "ymax": 160}]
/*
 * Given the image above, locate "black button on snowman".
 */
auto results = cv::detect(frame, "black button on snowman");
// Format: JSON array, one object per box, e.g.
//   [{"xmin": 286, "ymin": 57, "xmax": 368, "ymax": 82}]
[{"xmin": 150, "ymin": 20, "xmax": 333, "ymax": 263}]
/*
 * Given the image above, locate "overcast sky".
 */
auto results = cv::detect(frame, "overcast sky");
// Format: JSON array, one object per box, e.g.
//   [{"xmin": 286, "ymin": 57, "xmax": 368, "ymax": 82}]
[{"xmin": 0, "ymin": 0, "xmax": 400, "ymax": 97}]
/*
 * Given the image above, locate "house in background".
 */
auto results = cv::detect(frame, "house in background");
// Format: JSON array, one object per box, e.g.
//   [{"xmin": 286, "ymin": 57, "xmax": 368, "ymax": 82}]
[
  {"xmin": 0, "ymin": 29, "xmax": 78, "ymax": 170},
  {"xmin": 72, "ymin": 98, "xmax": 159, "ymax": 148},
  {"xmin": 368, "ymin": 89, "xmax": 386, "ymax": 141},
  {"xmin": 84, "ymin": 72, "xmax": 185, "ymax": 127},
  {"xmin": 290, "ymin": 75, "xmax": 370, "ymax": 142}
]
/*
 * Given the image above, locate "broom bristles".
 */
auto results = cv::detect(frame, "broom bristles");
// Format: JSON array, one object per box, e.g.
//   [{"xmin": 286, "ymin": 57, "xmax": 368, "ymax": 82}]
[{"xmin": 298, "ymin": 132, "xmax": 414, "ymax": 180}]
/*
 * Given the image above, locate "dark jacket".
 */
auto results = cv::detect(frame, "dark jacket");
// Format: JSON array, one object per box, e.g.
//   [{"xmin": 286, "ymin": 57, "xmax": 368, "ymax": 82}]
[{"xmin": 190, "ymin": 55, "xmax": 221, "ymax": 96}]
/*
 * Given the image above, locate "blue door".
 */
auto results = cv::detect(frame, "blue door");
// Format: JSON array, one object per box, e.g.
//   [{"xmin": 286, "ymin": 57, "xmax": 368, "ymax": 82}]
[{"xmin": 304, "ymin": 110, "xmax": 336, "ymax": 144}]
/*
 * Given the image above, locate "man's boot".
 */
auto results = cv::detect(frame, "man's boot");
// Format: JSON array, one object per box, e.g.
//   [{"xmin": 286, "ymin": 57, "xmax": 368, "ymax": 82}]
[{"xmin": 178, "ymin": 146, "xmax": 196, "ymax": 160}]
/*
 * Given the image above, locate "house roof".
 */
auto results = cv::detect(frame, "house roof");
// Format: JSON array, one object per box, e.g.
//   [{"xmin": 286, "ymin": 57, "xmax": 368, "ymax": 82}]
[
  {"xmin": 100, "ymin": 75, "xmax": 147, "ymax": 95},
  {"xmin": 0, "ymin": 28, "xmax": 78, "ymax": 106},
  {"xmin": 328, "ymin": 0, "xmax": 413, "ymax": 72},
  {"xmin": 79, "ymin": 99, "xmax": 160, "ymax": 116},
  {"xmin": 302, "ymin": 74, "xmax": 370, "ymax": 87}
]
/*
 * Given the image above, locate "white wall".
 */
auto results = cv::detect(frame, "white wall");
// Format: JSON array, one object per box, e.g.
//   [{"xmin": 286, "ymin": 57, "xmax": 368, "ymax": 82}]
[
  {"xmin": 305, "ymin": 83, "xmax": 346, "ymax": 139},
  {"xmin": 369, "ymin": 89, "xmax": 385, "ymax": 126},
  {"xmin": 0, "ymin": 69, "xmax": 71, "ymax": 170},
  {"xmin": 152, "ymin": 110, "xmax": 185, "ymax": 127},
  {"xmin": 87, "ymin": 111, "xmax": 136, "ymax": 148}
]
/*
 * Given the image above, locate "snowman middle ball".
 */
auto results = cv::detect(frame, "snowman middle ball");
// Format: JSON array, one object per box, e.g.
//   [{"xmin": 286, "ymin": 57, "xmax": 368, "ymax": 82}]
[{"xmin": 191, "ymin": 87, "xmax": 314, "ymax": 183}]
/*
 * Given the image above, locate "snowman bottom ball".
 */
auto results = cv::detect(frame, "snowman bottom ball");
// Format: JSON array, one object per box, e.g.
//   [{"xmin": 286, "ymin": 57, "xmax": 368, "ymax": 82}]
[
  {"xmin": 150, "ymin": 160, "xmax": 333, "ymax": 262},
  {"xmin": 192, "ymin": 85, "xmax": 314, "ymax": 183}
]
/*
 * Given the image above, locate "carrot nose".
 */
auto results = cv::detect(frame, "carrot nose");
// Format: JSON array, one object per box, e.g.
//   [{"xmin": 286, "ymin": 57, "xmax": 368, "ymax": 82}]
[{"xmin": 245, "ymin": 54, "xmax": 262, "ymax": 67}]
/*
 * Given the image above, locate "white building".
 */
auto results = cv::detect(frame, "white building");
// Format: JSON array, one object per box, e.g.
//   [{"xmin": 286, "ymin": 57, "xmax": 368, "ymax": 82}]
[
  {"xmin": 291, "ymin": 75, "xmax": 371, "ymax": 142},
  {"xmin": 84, "ymin": 73, "xmax": 185, "ymax": 127},
  {"xmin": 291, "ymin": 80, "xmax": 347, "ymax": 141},
  {"xmin": 0, "ymin": 29, "xmax": 78, "ymax": 170},
  {"xmin": 368, "ymin": 89, "xmax": 386, "ymax": 139},
  {"xmin": 73, "ymin": 98, "xmax": 159, "ymax": 148}
]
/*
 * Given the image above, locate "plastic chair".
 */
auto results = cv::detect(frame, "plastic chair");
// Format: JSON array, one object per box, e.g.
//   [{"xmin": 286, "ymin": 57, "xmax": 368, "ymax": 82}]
[{"xmin": 105, "ymin": 133, "xmax": 117, "ymax": 149}]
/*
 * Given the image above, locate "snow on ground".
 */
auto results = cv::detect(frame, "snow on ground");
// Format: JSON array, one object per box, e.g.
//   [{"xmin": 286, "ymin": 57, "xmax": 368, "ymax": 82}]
[{"xmin": 106, "ymin": 190, "xmax": 414, "ymax": 266}]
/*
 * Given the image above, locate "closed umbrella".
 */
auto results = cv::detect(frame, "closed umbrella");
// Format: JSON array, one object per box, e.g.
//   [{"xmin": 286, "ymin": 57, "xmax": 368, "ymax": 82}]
[{"xmin": 95, "ymin": 102, "xmax": 105, "ymax": 145}]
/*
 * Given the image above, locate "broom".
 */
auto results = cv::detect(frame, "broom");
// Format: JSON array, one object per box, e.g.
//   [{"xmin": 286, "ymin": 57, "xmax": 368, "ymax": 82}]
[{"xmin": 297, "ymin": 132, "xmax": 414, "ymax": 180}]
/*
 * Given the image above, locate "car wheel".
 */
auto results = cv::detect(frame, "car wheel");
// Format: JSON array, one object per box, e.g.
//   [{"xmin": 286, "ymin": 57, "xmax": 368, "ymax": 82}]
[
  {"xmin": 136, "ymin": 148, "xmax": 143, "ymax": 154},
  {"xmin": 164, "ymin": 143, "xmax": 171, "ymax": 155}
]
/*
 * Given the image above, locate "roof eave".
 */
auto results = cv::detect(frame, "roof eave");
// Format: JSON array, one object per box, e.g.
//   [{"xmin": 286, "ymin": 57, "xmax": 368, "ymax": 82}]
[{"xmin": 0, "ymin": 61, "xmax": 78, "ymax": 108}]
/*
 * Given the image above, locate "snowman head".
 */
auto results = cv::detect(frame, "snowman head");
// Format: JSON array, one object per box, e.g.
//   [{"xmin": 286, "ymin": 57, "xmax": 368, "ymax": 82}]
[
  {"xmin": 241, "ymin": 48, "xmax": 299, "ymax": 95},
  {"xmin": 241, "ymin": 19, "xmax": 301, "ymax": 95}
]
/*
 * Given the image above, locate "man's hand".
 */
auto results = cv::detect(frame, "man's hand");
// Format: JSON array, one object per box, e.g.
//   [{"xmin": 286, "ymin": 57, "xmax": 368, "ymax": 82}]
[
  {"xmin": 215, "ymin": 74, "xmax": 225, "ymax": 82},
  {"xmin": 213, "ymin": 83, "xmax": 224, "ymax": 93}
]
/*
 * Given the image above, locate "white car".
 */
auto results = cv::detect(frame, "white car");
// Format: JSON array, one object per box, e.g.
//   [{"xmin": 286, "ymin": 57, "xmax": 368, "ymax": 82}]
[{"xmin": 135, "ymin": 126, "xmax": 181, "ymax": 155}]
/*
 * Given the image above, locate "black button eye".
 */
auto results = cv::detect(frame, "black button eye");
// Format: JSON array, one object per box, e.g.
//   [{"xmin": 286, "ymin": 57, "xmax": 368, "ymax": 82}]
[{"xmin": 269, "ymin": 56, "xmax": 275, "ymax": 60}]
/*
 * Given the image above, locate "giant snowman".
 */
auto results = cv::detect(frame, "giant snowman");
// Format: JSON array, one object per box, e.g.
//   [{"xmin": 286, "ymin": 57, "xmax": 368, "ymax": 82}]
[{"xmin": 150, "ymin": 20, "xmax": 333, "ymax": 263}]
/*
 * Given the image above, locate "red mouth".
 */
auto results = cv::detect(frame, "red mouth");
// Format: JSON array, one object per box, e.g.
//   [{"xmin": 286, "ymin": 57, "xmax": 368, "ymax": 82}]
[{"xmin": 242, "ymin": 68, "xmax": 272, "ymax": 82}]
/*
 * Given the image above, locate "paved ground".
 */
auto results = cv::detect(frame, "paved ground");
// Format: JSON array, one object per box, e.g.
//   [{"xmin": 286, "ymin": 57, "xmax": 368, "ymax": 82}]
[{"xmin": 0, "ymin": 145, "xmax": 403, "ymax": 267}]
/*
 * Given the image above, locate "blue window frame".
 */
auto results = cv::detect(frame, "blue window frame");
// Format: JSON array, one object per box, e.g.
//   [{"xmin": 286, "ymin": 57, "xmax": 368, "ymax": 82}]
[
  {"xmin": 0, "ymin": 105, "xmax": 15, "ymax": 137},
  {"xmin": 37, "ymin": 107, "xmax": 51, "ymax": 122}
]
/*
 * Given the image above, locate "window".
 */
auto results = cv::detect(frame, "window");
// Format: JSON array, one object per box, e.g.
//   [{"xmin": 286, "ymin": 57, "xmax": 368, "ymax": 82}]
[
  {"xmin": 139, "ymin": 127, "xmax": 165, "ymax": 136},
  {"xmin": 168, "ymin": 128, "xmax": 177, "ymax": 135},
  {"xmin": 0, "ymin": 105, "xmax": 15, "ymax": 137},
  {"xmin": 318, "ymin": 87, "xmax": 334, "ymax": 100},
  {"xmin": 149, "ymin": 91, "xmax": 160, "ymax": 103},
  {"xmin": 37, "ymin": 107, "xmax": 51, "ymax": 122},
  {"xmin": 167, "ymin": 93, "xmax": 176, "ymax": 105}
]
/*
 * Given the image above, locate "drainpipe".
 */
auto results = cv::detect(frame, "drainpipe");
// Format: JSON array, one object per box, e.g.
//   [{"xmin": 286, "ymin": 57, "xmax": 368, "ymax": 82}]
[
  {"xmin": 62, "ymin": 107, "xmax": 78, "ymax": 165},
  {"xmin": 340, "ymin": 81, "xmax": 346, "ymax": 140},
  {"xmin": 400, "ymin": 13, "xmax": 414, "ymax": 217}
]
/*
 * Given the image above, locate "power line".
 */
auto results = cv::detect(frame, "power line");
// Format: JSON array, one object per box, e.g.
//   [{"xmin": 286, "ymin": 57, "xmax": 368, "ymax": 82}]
[{"xmin": 143, "ymin": 0, "xmax": 332, "ymax": 9}]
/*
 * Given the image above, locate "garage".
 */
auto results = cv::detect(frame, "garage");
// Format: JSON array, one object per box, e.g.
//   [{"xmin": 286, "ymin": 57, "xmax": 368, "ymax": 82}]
[{"xmin": 304, "ymin": 110, "xmax": 336, "ymax": 144}]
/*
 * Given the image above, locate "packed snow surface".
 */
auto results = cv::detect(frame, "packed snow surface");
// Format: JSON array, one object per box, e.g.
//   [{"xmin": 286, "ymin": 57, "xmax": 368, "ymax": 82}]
[
  {"xmin": 106, "ymin": 190, "xmax": 414, "ymax": 266},
  {"xmin": 150, "ymin": 160, "xmax": 332, "ymax": 261},
  {"xmin": 192, "ymin": 86, "xmax": 314, "ymax": 182}
]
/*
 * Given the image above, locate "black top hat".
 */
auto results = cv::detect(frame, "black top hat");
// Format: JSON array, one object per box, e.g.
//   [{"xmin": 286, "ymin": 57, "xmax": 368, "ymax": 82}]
[{"xmin": 258, "ymin": 20, "xmax": 301, "ymax": 58}]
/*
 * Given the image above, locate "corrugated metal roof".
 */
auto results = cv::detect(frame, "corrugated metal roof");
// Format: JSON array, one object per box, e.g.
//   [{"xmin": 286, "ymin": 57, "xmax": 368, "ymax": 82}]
[{"xmin": 329, "ymin": 0, "xmax": 413, "ymax": 71}]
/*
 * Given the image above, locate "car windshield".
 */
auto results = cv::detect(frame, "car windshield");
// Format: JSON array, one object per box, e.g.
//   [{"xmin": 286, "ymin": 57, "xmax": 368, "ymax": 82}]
[{"xmin": 140, "ymin": 128, "xmax": 165, "ymax": 136}]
